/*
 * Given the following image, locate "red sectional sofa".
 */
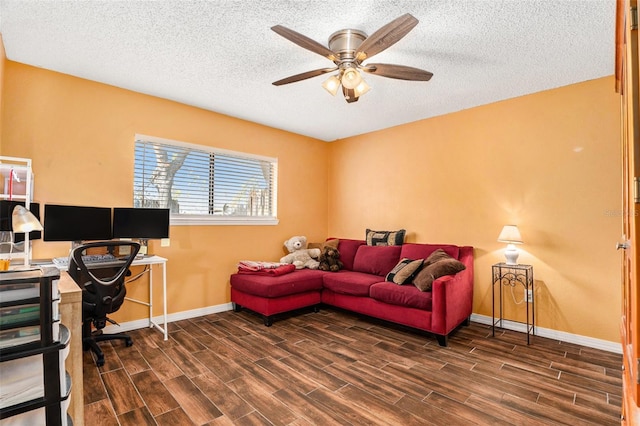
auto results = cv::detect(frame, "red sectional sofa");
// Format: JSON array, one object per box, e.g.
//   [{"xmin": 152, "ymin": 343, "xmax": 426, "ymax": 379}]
[{"xmin": 230, "ymin": 239, "xmax": 474, "ymax": 346}]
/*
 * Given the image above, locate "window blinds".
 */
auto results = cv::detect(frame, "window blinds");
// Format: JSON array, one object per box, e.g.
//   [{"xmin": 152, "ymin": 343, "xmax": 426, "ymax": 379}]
[{"xmin": 134, "ymin": 139, "xmax": 277, "ymax": 218}]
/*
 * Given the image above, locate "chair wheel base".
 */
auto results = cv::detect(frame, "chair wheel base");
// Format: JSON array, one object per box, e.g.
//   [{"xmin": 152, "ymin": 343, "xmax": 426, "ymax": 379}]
[{"xmin": 83, "ymin": 323, "xmax": 134, "ymax": 366}]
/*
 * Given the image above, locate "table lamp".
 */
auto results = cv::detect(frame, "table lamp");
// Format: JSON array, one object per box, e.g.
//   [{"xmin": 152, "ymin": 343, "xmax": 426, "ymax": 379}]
[
  {"xmin": 12, "ymin": 205, "xmax": 43, "ymax": 267},
  {"xmin": 497, "ymin": 225, "xmax": 523, "ymax": 265}
]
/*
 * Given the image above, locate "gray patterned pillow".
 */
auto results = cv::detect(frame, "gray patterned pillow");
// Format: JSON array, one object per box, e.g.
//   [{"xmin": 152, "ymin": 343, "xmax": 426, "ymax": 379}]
[{"xmin": 366, "ymin": 229, "xmax": 406, "ymax": 246}]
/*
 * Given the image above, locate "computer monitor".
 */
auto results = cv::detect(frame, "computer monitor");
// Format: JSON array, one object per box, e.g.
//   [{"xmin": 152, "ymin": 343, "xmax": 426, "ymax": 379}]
[
  {"xmin": 112, "ymin": 208, "xmax": 170, "ymax": 240},
  {"xmin": 0, "ymin": 200, "xmax": 41, "ymax": 243},
  {"xmin": 43, "ymin": 204, "xmax": 112, "ymax": 246}
]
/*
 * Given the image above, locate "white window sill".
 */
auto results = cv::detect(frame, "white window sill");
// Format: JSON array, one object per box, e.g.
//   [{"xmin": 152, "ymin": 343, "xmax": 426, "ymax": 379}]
[{"xmin": 171, "ymin": 215, "xmax": 279, "ymax": 226}]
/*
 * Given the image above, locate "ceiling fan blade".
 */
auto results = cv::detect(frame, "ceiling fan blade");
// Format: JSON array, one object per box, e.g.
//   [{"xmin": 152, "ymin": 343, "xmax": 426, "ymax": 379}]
[
  {"xmin": 355, "ymin": 13, "xmax": 419, "ymax": 62},
  {"xmin": 362, "ymin": 63, "xmax": 433, "ymax": 81},
  {"xmin": 272, "ymin": 67, "xmax": 338, "ymax": 86},
  {"xmin": 272, "ymin": 25, "xmax": 337, "ymax": 62}
]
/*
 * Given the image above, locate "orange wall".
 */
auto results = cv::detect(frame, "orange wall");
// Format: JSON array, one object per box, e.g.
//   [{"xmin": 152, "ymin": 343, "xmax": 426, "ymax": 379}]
[
  {"xmin": 328, "ymin": 77, "xmax": 621, "ymax": 342},
  {"xmin": 0, "ymin": 50, "xmax": 622, "ymax": 342},
  {"xmin": 1, "ymin": 61, "xmax": 329, "ymax": 322},
  {"xmin": 0, "ymin": 35, "xmax": 5, "ymax": 151}
]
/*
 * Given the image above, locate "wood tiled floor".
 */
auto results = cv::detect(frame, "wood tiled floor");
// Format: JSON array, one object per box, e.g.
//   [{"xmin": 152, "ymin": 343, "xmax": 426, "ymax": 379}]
[{"xmin": 82, "ymin": 307, "xmax": 622, "ymax": 425}]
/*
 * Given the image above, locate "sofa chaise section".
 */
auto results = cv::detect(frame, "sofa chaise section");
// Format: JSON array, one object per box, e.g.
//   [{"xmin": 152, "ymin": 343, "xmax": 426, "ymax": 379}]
[{"xmin": 230, "ymin": 269, "xmax": 324, "ymax": 326}]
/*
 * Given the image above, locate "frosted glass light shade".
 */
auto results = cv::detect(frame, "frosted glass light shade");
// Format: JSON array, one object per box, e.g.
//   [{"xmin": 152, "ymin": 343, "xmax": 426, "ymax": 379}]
[
  {"xmin": 322, "ymin": 75, "xmax": 341, "ymax": 96},
  {"xmin": 12, "ymin": 205, "xmax": 43, "ymax": 233},
  {"xmin": 354, "ymin": 79, "xmax": 371, "ymax": 97},
  {"xmin": 341, "ymin": 67, "xmax": 362, "ymax": 89}
]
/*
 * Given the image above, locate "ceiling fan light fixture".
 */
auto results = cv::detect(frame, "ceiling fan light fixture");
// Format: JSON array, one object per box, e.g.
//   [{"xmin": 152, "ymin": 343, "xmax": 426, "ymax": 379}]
[
  {"xmin": 322, "ymin": 75, "xmax": 341, "ymax": 96},
  {"xmin": 354, "ymin": 79, "xmax": 370, "ymax": 97},
  {"xmin": 341, "ymin": 66, "xmax": 362, "ymax": 89},
  {"xmin": 271, "ymin": 14, "xmax": 431, "ymax": 104}
]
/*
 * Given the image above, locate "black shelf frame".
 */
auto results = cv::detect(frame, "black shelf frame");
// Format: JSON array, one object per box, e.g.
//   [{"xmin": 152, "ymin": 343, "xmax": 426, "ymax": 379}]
[
  {"xmin": 492, "ymin": 263, "xmax": 535, "ymax": 344},
  {"xmin": 0, "ymin": 267, "xmax": 71, "ymax": 426}
]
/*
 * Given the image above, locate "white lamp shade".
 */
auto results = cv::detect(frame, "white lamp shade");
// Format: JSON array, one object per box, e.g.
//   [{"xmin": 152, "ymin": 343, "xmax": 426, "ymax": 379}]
[
  {"xmin": 12, "ymin": 205, "xmax": 43, "ymax": 233},
  {"xmin": 497, "ymin": 225, "xmax": 523, "ymax": 244}
]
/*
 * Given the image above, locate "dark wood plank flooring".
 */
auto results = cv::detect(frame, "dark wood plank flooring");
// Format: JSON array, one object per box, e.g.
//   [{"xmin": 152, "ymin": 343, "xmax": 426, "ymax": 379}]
[{"xmin": 82, "ymin": 307, "xmax": 622, "ymax": 425}]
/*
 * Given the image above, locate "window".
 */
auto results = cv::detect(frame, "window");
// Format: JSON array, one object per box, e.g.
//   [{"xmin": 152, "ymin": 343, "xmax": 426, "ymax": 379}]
[{"xmin": 134, "ymin": 135, "xmax": 278, "ymax": 225}]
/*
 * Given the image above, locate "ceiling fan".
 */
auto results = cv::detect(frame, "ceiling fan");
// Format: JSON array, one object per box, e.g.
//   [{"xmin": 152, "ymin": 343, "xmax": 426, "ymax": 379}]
[{"xmin": 271, "ymin": 13, "xmax": 433, "ymax": 103}]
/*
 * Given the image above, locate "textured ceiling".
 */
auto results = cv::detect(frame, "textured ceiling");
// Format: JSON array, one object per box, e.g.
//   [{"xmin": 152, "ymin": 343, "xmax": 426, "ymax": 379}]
[{"xmin": 0, "ymin": 0, "xmax": 615, "ymax": 142}]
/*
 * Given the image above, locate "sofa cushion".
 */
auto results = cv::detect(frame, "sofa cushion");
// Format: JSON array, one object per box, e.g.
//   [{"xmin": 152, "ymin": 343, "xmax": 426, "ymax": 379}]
[
  {"xmin": 370, "ymin": 282, "xmax": 433, "ymax": 311},
  {"xmin": 413, "ymin": 253, "xmax": 466, "ymax": 292},
  {"xmin": 336, "ymin": 239, "xmax": 366, "ymax": 271},
  {"xmin": 385, "ymin": 258, "xmax": 424, "ymax": 284},
  {"xmin": 400, "ymin": 243, "xmax": 460, "ymax": 261},
  {"xmin": 322, "ymin": 271, "xmax": 384, "ymax": 296},
  {"xmin": 366, "ymin": 228, "xmax": 406, "ymax": 246},
  {"xmin": 230, "ymin": 269, "xmax": 324, "ymax": 298},
  {"xmin": 352, "ymin": 245, "xmax": 402, "ymax": 277}
]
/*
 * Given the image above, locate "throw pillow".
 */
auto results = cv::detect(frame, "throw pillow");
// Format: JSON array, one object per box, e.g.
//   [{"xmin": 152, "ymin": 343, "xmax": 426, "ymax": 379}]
[
  {"xmin": 366, "ymin": 228, "xmax": 406, "ymax": 246},
  {"xmin": 386, "ymin": 258, "xmax": 424, "ymax": 285},
  {"xmin": 413, "ymin": 254, "xmax": 466, "ymax": 292},
  {"xmin": 308, "ymin": 238, "xmax": 339, "ymax": 252},
  {"xmin": 424, "ymin": 249, "xmax": 451, "ymax": 266}
]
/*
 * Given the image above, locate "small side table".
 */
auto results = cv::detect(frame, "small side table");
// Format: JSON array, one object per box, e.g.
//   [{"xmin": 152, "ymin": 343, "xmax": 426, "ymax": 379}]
[{"xmin": 492, "ymin": 263, "xmax": 535, "ymax": 344}]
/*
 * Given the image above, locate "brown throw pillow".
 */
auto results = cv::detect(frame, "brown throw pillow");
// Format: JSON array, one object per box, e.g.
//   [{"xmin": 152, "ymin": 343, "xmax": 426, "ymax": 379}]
[
  {"xmin": 308, "ymin": 238, "xmax": 339, "ymax": 252},
  {"xmin": 413, "ymin": 254, "xmax": 466, "ymax": 292},
  {"xmin": 424, "ymin": 249, "xmax": 451, "ymax": 266}
]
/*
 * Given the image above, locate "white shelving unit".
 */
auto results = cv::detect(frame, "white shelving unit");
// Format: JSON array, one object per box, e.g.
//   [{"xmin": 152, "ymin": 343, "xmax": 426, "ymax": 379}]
[{"xmin": 0, "ymin": 156, "xmax": 35, "ymax": 266}]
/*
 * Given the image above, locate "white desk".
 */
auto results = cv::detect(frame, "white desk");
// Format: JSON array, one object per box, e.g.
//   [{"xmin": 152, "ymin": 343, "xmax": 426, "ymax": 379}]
[{"xmin": 41, "ymin": 255, "xmax": 169, "ymax": 341}]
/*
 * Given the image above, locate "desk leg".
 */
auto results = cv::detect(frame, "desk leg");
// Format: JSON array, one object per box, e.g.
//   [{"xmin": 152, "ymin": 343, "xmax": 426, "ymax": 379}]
[
  {"xmin": 162, "ymin": 262, "xmax": 168, "ymax": 340},
  {"xmin": 147, "ymin": 262, "xmax": 168, "ymax": 341},
  {"xmin": 124, "ymin": 259, "xmax": 168, "ymax": 341},
  {"xmin": 148, "ymin": 265, "xmax": 154, "ymax": 330}
]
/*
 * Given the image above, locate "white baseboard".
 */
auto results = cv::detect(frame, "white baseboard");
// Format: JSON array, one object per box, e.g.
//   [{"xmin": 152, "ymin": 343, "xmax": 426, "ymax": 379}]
[
  {"xmin": 102, "ymin": 302, "xmax": 234, "ymax": 334},
  {"xmin": 103, "ymin": 305, "xmax": 621, "ymax": 354},
  {"xmin": 471, "ymin": 313, "xmax": 622, "ymax": 354}
]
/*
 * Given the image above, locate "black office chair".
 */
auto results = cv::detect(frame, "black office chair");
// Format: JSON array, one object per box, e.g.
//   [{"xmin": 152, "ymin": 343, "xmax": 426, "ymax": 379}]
[{"xmin": 67, "ymin": 240, "xmax": 140, "ymax": 367}]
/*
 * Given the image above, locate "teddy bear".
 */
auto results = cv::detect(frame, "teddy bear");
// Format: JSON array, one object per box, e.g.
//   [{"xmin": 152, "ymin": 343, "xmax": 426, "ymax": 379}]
[
  {"xmin": 318, "ymin": 245, "xmax": 343, "ymax": 272},
  {"xmin": 279, "ymin": 236, "xmax": 321, "ymax": 269}
]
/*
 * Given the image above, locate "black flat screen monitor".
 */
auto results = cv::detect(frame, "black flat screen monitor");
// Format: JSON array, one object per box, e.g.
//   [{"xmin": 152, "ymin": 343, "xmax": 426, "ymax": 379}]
[
  {"xmin": 43, "ymin": 204, "xmax": 112, "ymax": 242},
  {"xmin": 0, "ymin": 200, "xmax": 41, "ymax": 242},
  {"xmin": 112, "ymin": 208, "xmax": 170, "ymax": 240}
]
